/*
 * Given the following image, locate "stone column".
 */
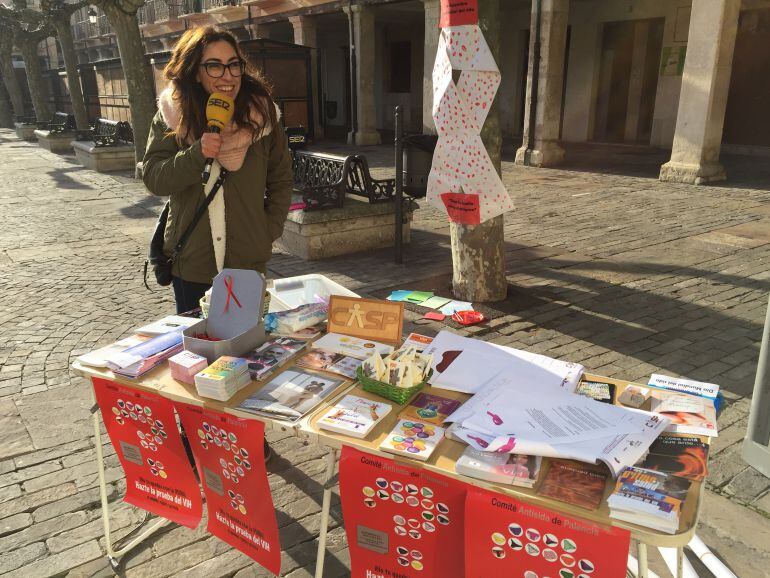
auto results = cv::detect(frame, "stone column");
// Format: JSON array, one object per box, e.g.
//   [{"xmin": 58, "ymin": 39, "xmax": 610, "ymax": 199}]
[
  {"xmin": 344, "ymin": 4, "xmax": 381, "ymax": 145},
  {"xmin": 290, "ymin": 15, "xmax": 324, "ymax": 140},
  {"xmin": 422, "ymin": 0, "xmax": 440, "ymax": 135},
  {"xmin": 515, "ymin": 0, "xmax": 569, "ymax": 167},
  {"xmin": 659, "ymin": 0, "xmax": 740, "ymax": 184}
]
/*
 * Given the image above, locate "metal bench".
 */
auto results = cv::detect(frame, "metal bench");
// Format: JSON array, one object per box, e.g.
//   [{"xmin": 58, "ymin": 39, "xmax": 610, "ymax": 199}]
[
  {"xmin": 77, "ymin": 118, "xmax": 134, "ymax": 147},
  {"xmin": 291, "ymin": 150, "xmax": 396, "ymax": 211},
  {"xmin": 46, "ymin": 112, "xmax": 76, "ymax": 135}
]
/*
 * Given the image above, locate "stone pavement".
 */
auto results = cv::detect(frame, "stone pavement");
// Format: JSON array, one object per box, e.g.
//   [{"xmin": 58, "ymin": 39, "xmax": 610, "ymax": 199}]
[{"xmin": 0, "ymin": 129, "xmax": 768, "ymax": 577}]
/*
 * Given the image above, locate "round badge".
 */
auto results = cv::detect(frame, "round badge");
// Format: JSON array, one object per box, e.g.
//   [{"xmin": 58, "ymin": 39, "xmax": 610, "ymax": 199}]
[
  {"xmin": 203, "ymin": 422, "xmax": 210, "ymax": 432},
  {"xmin": 526, "ymin": 543, "xmax": 540, "ymax": 557},
  {"xmin": 408, "ymin": 519, "xmax": 420, "ymax": 529},
  {"xmin": 115, "ymin": 417, "xmax": 124, "ymax": 425},
  {"xmin": 214, "ymin": 437, "xmax": 222, "ymax": 447},
  {"xmin": 111, "ymin": 407, "xmax": 120, "ymax": 416},
  {"xmin": 238, "ymin": 504, "xmax": 247, "ymax": 515},
  {"xmin": 508, "ymin": 522, "xmax": 523, "ymax": 536},
  {"xmin": 393, "ymin": 515, "xmax": 406, "ymax": 526},
  {"xmin": 376, "ymin": 490, "xmax": 389, "ymax": 500},
  {"xmin": 391, "ymin": 481, "xmax": 403, "ymax": 492},
  {"xmin": 408, "ymin": 530, "xmax": 421, "ymax": 540},
  {"xmin": 526, "ymin": 528, "xmax": 541, "ymax": 542},
  {"xmin": 198, "ymin": 429, "xmax": 205, "ymax": 439},
  {"xmin": 411, "ymin": 550, "xmax": 423, "ymax": 560},
  {"xmin": 561, "ymin": 539, "xmax": 577, "ymax": 553},
  {"xmin": 240, "ymin": 448, "xmax": 249, "ymax": 459},
  {"xmin": 154, "ymin": 419, "xmax": 164, "ymax": 430},
  {"xmin": 406, "ymin": 484, "xmax": 418, "ymax": 495},
  {"xmin": 229, "ymin": 432, "xmax": 237, "ymax": 443},
  {"xmin": 147, "ymin": 458, "xmax": 155, "ymax": 467},
  {"xmin": 491, "ymin": 546, "xmax": 506, "ymax": 559},
  {"xmin": 421, "ymin": 511, "xmax": 434, "ymax": 521},
  {"xmin": 129, "ymin": 412, "xmax": 137, "ymax": 421},
  {"xmin": 159, "ymin": 470, "xmax": 167, "ymax": 479},
  {"xmin": 236, "ymin": 494, "xmax": 244, "ymax": 504},
  {"xmin": 396, "ymin": 546, "xmax": 408, "ymax": 556},
  {"xmin": 137, "ymin": 431, "xmax": 145, "ymax": 440},
  {"xmin": 508, "ymin": 537, "xmax": 523, "ymax": 551},
  {"xmin": 406, "ymin": 496, "xmax": 419, "ymax": 507},
  {"xmin": 422, "ymin": 521, "xmax": 435, "ymax": 533},
  {"xmin": 219, "ymin": 458, "xmax": 227, "ymax": 468},
  {"xmin": 144, "ymin": 406, "xmax": 152, "ymax": 417},
  {"xmin": 420, "ymin": 487, "xmax": 434, "ymax": 498},
  {"xmin": 362, "ymin": 487, "xmax": 375, "ymax": 498},
  {"xmin": 578, "ymin": 559, "xmax": 594, "ymax": 574},
  {"xmin": 491, "ymin": 532, "xmax": 506, "ymax": 546},
  {"xmin": 126, "ymin": 402, "xmax": 134, "ymax": 411},
  {"xmin": 150, "ymin": 468, "xmax": 158, "ymax": 476},
  {"xmin": 397, "ymin": 557, "xmax": 409, "ymax": 567},
  {"xmin": 395, "ymin": 526, "xmax": 407, "ymax": 536},
  {"xmin": 140, "ymin": 440, "xmax": 148, "ymax": 448},
  {"xmin": 364, "ymin": 498, "xmax": 376, "ymax": 508},
  {"xmin": 392, "ymin": 493, "xmax": 404, "ymax": 504},
  {"xmin": 117, "ymin": 400, "xmax": 125, "ymax": 408},
  {"xmin": 436, "ymin": 503, "xmax": 449, "ymax": 514},
  {"xmin": 243, "ymin": 460, "xmax": 251, "ymax": 470},
  {"xmin": 560, "ymin": 554, "xmax": 575, "ymax": 567},
  {"xmin": 375, "ymin": 478, "xmax": 388, "ymax": 489},
  {"xmin": 524, "ymin": 572, "xmax": 539, "ymax": 578},
  {"xmin": 228, "ymin": 489, "xmax": 236, "ymax": 499},
  {"xmin": 543, "ymin": 548, "xmax": 558, "ymax": 563},
  {"xmin": 437, "ymin": 514, "xmax": 450, "ymax": 525},
  {"xmin": 411, "ymin": 560, "xmax": 423, "ymax": 571}
]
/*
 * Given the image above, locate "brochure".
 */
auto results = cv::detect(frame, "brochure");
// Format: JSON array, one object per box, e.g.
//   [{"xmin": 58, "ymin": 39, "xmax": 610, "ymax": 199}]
[
  {"xmin": 379, "ymin": 419, "xmax": 445, "ymax": 462},
  {"xmin": 76, "ymin": 335, "xmax": 150, "ymax": 368},
  {"xmin": 537, "ymin": 460, "xmax": 608, "ymax": 510},
  {"xmin": 135, "ymin": 315, "xmax": 200, "ymax": 336},
  {"xmin": 312, "ymin": 332, "xmax": 394, "ymax": 360},
  {"xmin": 650, "ymin": 392, "xmax": 719, "ymax": 437},
  {"xmin": 244, "ymin": 337, "xmax": 307, "ymax": 380},
  {"xmin": 237, "ymin": 369, "xmax": 345, "ymax": 423},
  {"xmin": 648, "ymin": 374, "xmax": 719, "ymax": 399},
  {"xmin": 295, "ymin": 350, "xmax": 363, "ymax": 379},
  {"xmin": 455, "ymin": 446, "xmax": 541, "ymax": 487},
  {"xmin": 638, "ymin": 435, "xmax": 709, "ymax": 482},
  {"xmin": 399, "ymin": 392, "xmax": 462, "ymax": 425},
  {"xmin": 317, "ymin": 395, "xmax": 392, "ymax": 438}
]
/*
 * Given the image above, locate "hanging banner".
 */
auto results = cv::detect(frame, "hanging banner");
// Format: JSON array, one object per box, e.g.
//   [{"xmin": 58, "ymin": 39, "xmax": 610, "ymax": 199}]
[
  {"xmin": 339, "ymin": 447, "xmax": 467, "ymax": 577},
  {"xmin": 464, "ymin": 487, "xmax": 630, "ymax": 578},
  {"xmin": 439, "ymin": 0, "xmax": 478, "ymax": 27},
  {"xmin": 428, "ymin": 13, "xmax": 514, "ymax": 225},
  {"xmin": 175, "ymin": 404, "xmax": 281, "ymax": 575},
  {"xmin": 91, "ymin": 377, "xmax": 202, "ymax": 528}
]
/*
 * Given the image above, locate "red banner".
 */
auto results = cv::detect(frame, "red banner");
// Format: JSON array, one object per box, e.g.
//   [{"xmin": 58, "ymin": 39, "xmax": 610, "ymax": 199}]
[
  {"xmin": 464, "ymin": 487, "xmax": 630, "ymax": 578},
  {"xmin": 440, "ymin": 0, "xmax": 478, "ymax": 27},
  {"xmin": 92, "ymin": 378, "xmax": 202, "ymax": 528},
  {"xmin": 340, "ymin": 447, "xmax": 467, "ymax": 577},
  {"xmin": 175, "ymin": 404, "xmax": 280, "ymax": 575}
]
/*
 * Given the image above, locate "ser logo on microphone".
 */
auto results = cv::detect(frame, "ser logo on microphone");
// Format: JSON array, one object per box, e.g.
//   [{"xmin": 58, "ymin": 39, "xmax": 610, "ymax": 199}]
[{"xmin": 208, "ymin": 98, "xmax": 231, "ymax": 110}]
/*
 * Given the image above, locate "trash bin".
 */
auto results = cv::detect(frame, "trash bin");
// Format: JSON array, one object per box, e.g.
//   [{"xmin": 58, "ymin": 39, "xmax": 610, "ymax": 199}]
[{"xmin": 402, "ymin": 134, "xmax": 438, "ymax": 198}]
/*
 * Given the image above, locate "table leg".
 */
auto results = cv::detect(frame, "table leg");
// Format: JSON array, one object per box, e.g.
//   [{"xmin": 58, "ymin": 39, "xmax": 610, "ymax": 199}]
[
  {"xmin": 314, "ymin": 448, "xmax": 339, "ymax": 578},
  {"xmin": 91, "ymin": 389, "xmax": 170, "ymax": 567},
  {"xmin": 637, "ymin": 541, "xmax": 649, "ymax": 578},
  {"xmin": 676, "ymin": 547, "xmax": 684, "ymax": 578}
]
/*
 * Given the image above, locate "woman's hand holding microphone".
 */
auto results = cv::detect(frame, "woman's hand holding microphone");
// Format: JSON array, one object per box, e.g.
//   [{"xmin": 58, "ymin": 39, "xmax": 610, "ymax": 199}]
[{"xmin": 200, "ymin": 132, "xmax": 223, "ymax": 160}]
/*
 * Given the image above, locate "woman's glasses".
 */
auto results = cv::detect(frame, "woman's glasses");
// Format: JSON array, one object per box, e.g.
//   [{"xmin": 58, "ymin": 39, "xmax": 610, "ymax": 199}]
[{"xmin": 200, "ymin": 61, "xmax": 245, "ymax": 78}]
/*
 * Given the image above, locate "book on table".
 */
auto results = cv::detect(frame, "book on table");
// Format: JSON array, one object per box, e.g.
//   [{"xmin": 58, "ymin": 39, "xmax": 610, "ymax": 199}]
[
  {"xmin": 607, "ymin": 466, "xmax": 691, "ymax": 534},
  {"xmin": 637, "ymin": 434, "xmax": 709, "ymax": 482},
  {"xmin": 536, "ymin": 459, "xmax": 609, "ymax": 510},
  {"xmin": 398, "ymin": 392, "xmax": 463, "ymax": 426},
  {"xmin": 455, "ymin": 446, "xmax": 542, "ymax": 487},
  {"xmin": 312, "ymin": 332, "xmax": 394, "ymax": 360},
  {"xmin": 379, "ymin": 419, "xmax": 445, "ymax": 462},
  {"xmin": 317, "ymin": 394, "xmax": 392, "ymax": 438},
  {"xmin": 243, "ymin": 336, "xmax": 307, "ymax": 381}
]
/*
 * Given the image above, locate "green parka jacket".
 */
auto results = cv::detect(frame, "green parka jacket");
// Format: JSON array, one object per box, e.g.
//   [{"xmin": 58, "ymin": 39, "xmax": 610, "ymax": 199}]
[{"xmin": 142, "ymin": 110, "xmax": 293, "ymax": 284}]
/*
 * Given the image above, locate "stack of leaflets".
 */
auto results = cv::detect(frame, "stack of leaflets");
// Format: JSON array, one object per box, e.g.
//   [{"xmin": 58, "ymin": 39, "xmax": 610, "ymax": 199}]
[
  {"xmin": 135, "ymin": 314, "xmax": 200, "ymax": 336},
  {"xmin": 637, "ymin": 435, "xmax": 709, "ymax": 482},
  {"xmin": 295, "ymin": 350, "xmax": 362, "ymax": 379},
  {"xmin": 76, "ymin": 335, "xmax": 150, "ymax": 368},
  {"xmin": 537, "ymin": 460, "xmax": 609, "ymax": 510},
  {"xmin": 237, "ymin": 369, "xmax": 345, "ymax": 423},
  {"xmin": 244, "ymin": 337, "xmax": 307, "ymax": 381},
  {"xmin": 312, "ymin": 333, "xmax": 394, "ymax": 360},
  {"xmin": 379, "ymin": 419, "xmax": 445, "ymax": 462},
  {"xmin": 106, "ymin": 331, "xmax": 184, "ymax": 378},
  {"xmin": 607, "ymin": 467, "xmax": 691, "ymax": 534},
  {"xmin": 455, "ymin": 446, "xmax": 542, "ymax": 487},
  {"xmin": 194, "ymin": 356, "xmax": 251, "ymax": 401},
  {"xmin": 317, "ymin": 394, "xmax": 392, "ymax": 438},
  {"xmin": 168, "ymin": 350, "xmax": 208, "ymax": 385},
  {"xmin": 650, "ymin": 392, "xmax": 718, "ymax": 437}
]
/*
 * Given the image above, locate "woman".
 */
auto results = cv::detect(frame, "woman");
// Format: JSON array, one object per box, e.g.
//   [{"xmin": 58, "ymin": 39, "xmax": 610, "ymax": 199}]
[{"xmin": 143, "ymin": 26, "xmax": 293, "ymax": 314}]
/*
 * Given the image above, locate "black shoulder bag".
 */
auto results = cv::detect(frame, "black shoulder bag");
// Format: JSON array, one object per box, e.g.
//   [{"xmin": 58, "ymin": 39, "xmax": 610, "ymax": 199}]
[{"xmin": 144, "ymin": 169, "xmax": 228, "ymax": 289}]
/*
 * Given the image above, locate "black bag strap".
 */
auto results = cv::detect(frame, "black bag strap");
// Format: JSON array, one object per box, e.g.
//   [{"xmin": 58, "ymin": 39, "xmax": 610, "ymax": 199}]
[
  {"xmin": 170, "ymin": 168, "xmax": 229, "ymax": 261},
  {"xmin": 143, "ymin": 168, "xmax": 228, "ymax": 291}
]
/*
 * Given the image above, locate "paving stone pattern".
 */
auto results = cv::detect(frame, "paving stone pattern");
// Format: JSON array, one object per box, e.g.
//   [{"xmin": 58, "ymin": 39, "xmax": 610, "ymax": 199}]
[{"xmin": 0, "ymin": 130, "xmax": 768, "ymax": 577}]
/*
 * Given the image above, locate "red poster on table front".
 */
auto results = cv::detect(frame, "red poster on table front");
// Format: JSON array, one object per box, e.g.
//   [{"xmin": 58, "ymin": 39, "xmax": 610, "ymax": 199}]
[
  {"xmin": 464, "ymin": 487, "xmax": 630, "ymax": 578},
  {"xmin": 340, "ymin": 447, "xmax": 467, "ymax": 577},
  {"xmin": 91, "ymin": 378, "xmax": 202, "ymax": 528},
  {"xmin": 175, "ymin": 404, "xmax": 280, "ymax": 575},
  {"xmin": 440, "ymin": 0, "xmax": 478, "ymax": 27}
]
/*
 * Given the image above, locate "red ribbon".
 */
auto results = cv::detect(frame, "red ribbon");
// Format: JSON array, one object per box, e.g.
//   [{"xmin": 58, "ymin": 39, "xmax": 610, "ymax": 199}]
[{"xmin": 223, "ymin": 275, "xmax": 242, "ymax": 313}]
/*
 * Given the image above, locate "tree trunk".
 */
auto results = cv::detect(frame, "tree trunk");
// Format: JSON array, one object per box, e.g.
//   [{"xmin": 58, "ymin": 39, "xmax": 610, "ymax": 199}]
[
  {"xmin": 0, "ymin": 77, "xmax": 13, "ymax": 127},
  {"xmin": 102, "ymin": 3, "xmax": 156, "ymax": 171},
  {"xmin": 449, "ymin": 0, "xmax": 507, "ymax": 302},
  {"xmin": 0, "ymin": 36, "xmax": 25, "ymax": 118},
  {"xmin": 54, "ymin": 17, "xmax": 89, "ymax": 131},
  {"xmin": 18, "ymin": 36, "xmax": 53, "ymax": 123}
]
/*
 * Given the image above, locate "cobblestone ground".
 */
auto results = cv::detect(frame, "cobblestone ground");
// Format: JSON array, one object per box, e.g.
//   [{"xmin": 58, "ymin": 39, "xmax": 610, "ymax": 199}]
[{"xmin": 0, "ymin": 130, "xmax": 769, "ymax": 577}]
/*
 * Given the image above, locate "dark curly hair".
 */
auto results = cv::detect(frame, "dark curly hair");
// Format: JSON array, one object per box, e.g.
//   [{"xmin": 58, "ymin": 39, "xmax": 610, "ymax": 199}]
[{"xmin": 163, "ymin": 26, "xmax": 277, "ymax": 143}]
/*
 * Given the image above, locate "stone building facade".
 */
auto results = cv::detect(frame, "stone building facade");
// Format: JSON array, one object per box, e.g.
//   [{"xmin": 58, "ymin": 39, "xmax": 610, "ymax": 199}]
[{"xmin": 39, "ymin": 0, "xmax": 770, "ymax": 183}]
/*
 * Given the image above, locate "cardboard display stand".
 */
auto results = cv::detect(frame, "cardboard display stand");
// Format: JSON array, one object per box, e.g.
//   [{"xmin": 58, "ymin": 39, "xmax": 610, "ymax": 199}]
[{"xmin": 184, "ymin": 268, "xmax": 269, "ymax": 362}]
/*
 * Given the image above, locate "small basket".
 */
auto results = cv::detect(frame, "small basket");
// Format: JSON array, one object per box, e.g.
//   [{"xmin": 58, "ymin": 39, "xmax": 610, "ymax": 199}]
[{"xmin": 357, "ymin": 366, "xmax": 430, "ymax": 405}]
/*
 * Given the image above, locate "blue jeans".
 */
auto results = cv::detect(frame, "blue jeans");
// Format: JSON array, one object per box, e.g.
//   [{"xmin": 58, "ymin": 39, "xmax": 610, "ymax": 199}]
[{"xmin": 172, "ymin": 276, "xmax": 211, "ymax": 314}]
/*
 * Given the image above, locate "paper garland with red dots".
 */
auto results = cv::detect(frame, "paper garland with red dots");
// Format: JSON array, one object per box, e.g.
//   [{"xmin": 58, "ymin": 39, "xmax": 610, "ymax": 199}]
[
  {"xmin": 340, "ymin": 447, "xmax": 467, "ymax": 577},
  {"xmin": 463, "ymin": 486, "xmax": 629, "ymax": 578},
  {"xmin": 175, "ymin": 404, "xmax": 281, "ymax": 576},
  {"xmin": 427, "ymin": 22, "xmax": 514, "ymax": 225},
  {"xmin": 91, "ymin": 377, "xmax": 203, "ymax": 528}
]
